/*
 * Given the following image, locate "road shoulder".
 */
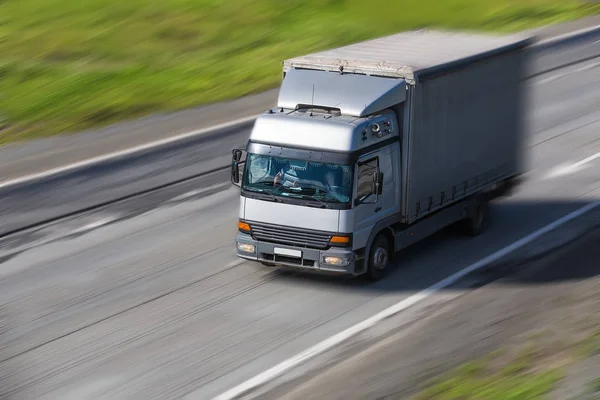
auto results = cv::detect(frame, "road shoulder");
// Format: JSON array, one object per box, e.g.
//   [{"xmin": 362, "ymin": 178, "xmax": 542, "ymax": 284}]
[{"xmin": 0, "ymin": 89, "xmax": 277, "ymax": 185}]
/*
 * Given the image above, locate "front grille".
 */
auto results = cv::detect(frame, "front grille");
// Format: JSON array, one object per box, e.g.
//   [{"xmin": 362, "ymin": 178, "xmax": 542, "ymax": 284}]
[{"xmin": 249, "ymin": 222, "xmax": 332, "ymax": 249}]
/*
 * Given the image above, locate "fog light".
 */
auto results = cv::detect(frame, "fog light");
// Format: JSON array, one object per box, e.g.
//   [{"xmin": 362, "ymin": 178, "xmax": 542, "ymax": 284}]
[
  {"xmin": 323, "ymin": 256, "xmax": 350, "ymax": 266},
  {"xmin": 237, "ymin": 243, "xmax": 255, "ymax": 253}
]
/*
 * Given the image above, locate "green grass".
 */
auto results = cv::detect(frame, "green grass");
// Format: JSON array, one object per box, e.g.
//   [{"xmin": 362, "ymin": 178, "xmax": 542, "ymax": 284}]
[
  {"xmin": 2, "ymin": 0, "xmax": 600, "ymax": 144},
  {"xmin": 577, "ymin": 330, "xmax": 600, "ymax": 358},
  {"xmin": 588, "ymin": 377, "xmax": 600, "ymax": 393},
  {"xmin": 414, "ymin": 352, "xmax": 564, "ymax": 400}
]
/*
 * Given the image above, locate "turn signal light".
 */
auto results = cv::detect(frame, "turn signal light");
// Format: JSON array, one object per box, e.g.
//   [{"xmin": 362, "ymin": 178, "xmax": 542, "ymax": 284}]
[
  {"xmin": 238, "ymin": 221, "xmax": 251, "ymax": 233},
  {"xmin": 330, "ymin": 235, "xmax": 351, "ymax": 246}
]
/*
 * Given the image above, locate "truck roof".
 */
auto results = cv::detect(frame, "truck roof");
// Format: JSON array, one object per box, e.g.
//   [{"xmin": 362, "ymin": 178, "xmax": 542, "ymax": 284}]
[
  {"xmin": 283, "ymin": 29, "xmax": 532, "ymax": 81},
  {"xmin": 248, "ymin": 108, "xmax": 400, "ymax": 155}
]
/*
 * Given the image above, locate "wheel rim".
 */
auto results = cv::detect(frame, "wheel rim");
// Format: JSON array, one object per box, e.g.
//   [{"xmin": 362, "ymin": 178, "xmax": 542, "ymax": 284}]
[{"xmin": 372, "ymin": 246, "xmax": 388, "ymax": 270}]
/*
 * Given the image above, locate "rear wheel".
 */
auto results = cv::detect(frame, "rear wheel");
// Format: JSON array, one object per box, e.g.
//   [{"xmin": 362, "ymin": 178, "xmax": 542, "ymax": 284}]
[
  {"xmin": 461, "ymin": 196, "xmax": 490, "ymax": 237},
  {"xmin": 364, "ymin": 234, "xmax": 390, "ymax": 281}
]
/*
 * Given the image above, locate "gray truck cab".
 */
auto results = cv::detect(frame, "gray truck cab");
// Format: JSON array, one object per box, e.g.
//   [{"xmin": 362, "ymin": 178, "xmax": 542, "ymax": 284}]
[{"xmin": 232, "ymin": 69, "xmax": 403, "ymax": 277}]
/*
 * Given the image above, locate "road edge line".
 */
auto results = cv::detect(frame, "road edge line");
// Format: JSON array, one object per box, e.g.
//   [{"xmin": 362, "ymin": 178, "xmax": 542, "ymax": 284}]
[
  {"xmin": 532, "ymin": 23, "xmax": 600, "ymax": 50},
  {"xmin": 211, "ymin": 199, "xmax": 600, "ymax": 400},
  {"xmin": 0, "ymin": 115, "xmax": 259, "ymax": 190}
]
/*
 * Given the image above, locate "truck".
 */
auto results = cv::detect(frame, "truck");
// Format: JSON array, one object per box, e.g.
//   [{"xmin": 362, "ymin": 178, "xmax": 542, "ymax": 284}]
[{"xmin": 231, "ymin": 29, "xmax": 532, "ymax": 281}]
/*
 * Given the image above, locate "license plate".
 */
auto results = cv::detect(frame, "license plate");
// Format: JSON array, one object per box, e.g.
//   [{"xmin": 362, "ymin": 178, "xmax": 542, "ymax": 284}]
[{"xmin": 274, "ymin": 247, "xmax": 302, "ymax": 258}]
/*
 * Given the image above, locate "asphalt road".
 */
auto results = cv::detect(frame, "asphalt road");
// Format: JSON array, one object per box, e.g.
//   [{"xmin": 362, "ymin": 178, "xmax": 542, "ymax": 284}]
[
  {"xmin": 1, "ymin": 40, "xmax": 600, "ymax": 399},
  {"xmin": 254, "ymin": 224, "xmax": 600, "ymax": 400},
  {"xmin": 0, "ymin": 122, "xmax": 252, "ymax": 237}
]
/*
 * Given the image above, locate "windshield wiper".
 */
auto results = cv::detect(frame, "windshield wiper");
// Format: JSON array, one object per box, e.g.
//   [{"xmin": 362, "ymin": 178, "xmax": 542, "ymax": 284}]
[
  {"xmin": 274, "ymin": 189, "xmax": 332, "ymax": 209},
  {"xmin": 306, "ymin": 187, "xmax": 342, "ymax": 205},
  {"xmin": 303, "ymin": 196, "xmax": 332, "ymax": 209},
  {"xmin": 243, "ymin": 186, "xmax": 281, "ymax": 202},
  {"xmin": 316, "ymin": 187, "xmax": 337, "ymax": 199},
  {"xmin": 254, "ymin": 179, "xmax": 276, "ymax": 186}
]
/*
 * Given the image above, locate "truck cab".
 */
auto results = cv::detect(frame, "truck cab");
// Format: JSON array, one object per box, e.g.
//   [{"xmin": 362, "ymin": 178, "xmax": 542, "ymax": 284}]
[{"xmin": 232, "ymin": 101, "xmax": 401, "ymax": 278}]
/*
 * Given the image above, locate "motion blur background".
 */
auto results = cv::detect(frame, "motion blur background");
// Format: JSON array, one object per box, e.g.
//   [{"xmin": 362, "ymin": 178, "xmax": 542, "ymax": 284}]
[
  {"xmin": 2, "ymin": 0, "xmax": 600, "ymax": 143},
  {"xmin": 2, "ymin": 1, "xmax": 600, "ymax": 400}
]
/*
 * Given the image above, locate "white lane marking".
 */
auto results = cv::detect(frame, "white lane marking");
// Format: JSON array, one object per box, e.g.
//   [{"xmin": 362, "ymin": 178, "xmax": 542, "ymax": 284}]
[
  {"xmin": 545, "ymin": 163, "xmax": 590, "ymax": 179},
  {"xmin": 168, "ymin": 182, "xmax": 232, "ymax": 202},
  {"xmin": 212, "ymin": 199, "xmax": 600, "ymax": 400},
  {"xmin": 69, "ymin": 217, "xmax": 120, "ymax": 234},
  {"xmin": 0, "ymin": 216, "xmax": 121, "ymax": 262},
  {"xmin": 0, "ymin": 115, "xmax": 258, "ymax": 190},
  {"xmin": 534, "ymin": 60, "xmax": 600, "ymax": 85},
  {"xmin": 533, "ymin": 24, "xmax": 600, "ymax": 48},
  {"xmin": 544, "ymin": 151, "xmax": 600, "ymax": 179}
]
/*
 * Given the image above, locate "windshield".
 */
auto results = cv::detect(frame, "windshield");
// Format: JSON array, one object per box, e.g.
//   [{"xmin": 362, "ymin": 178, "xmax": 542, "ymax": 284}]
[{"xmin": 242, "ymin": 153, "xmax": 353, "ymax": 205}]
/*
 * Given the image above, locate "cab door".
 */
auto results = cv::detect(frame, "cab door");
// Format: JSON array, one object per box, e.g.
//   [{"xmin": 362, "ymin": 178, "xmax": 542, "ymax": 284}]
[
  {"xmin": 352, "ymin": 146, "xmax": 396, "ymax": 251},
  {"xmin": 352, "ymin": 150, "xmax": 383, "ymax": 250}
]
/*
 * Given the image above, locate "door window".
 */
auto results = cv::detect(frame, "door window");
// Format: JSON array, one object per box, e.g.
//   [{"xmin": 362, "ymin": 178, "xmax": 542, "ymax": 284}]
[{"xmin": 357, "ymin": 157, "xmax": 379, "ymax": 201}]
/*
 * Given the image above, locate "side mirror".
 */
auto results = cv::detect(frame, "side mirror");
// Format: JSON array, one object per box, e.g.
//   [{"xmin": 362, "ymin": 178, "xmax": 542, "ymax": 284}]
[
  {"xmin": 232, "ymin": 161, "xmax": 240, "ymax": 184},
  {"xmin": 232, "ymin": 149, "xmax": 243, "ymax": 162},
  {"xmin": 371, "ymin": 170, "xmax": 384, "ymax": 195},
  {"xmin": 231, "ymin": 149, "xmax": 245, "ymax": 185}
]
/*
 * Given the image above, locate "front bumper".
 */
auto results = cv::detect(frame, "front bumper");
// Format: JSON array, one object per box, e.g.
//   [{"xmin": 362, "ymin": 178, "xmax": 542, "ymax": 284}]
[{"xmin": 235, "ymin": 232, "xmax": 357, "ymax": 275}]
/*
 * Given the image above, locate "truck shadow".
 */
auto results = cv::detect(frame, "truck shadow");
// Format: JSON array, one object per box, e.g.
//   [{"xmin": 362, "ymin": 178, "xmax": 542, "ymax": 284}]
[{"xmin": 269, "ymin": 198, "xmax": 600, "ymax": 292}]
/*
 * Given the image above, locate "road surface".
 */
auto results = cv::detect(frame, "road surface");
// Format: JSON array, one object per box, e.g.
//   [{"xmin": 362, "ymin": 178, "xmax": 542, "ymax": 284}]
[
  {"xmin": 2, "ymin": 34, "xmax": 600, "ymax": 400},
  {"xmin": 253, "ymin": 224, "xmax": 600, "ymax": 400}
]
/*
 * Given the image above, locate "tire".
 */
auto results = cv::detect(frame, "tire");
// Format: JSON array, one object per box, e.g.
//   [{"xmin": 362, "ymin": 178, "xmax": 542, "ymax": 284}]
[
  {"xmin": 364, "ymin": 234, "xmax": 390, "ymax": 281},
  {"xmin": 461, "ymin": 197, "xmax": 490, "ymax": 237}
]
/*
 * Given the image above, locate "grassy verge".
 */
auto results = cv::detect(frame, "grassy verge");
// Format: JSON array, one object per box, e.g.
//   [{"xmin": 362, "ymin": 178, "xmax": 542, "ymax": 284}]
[
  {"xmin": 2, "ymin": 0, "xmax": 600, "ymax": 144},
  {"xmin": 414, "ymin": 347, "xmax": 565, "ymax": 400},
  {"xmin": 414, "ymin": 325, "xmax": 600, "ymax": 399}
]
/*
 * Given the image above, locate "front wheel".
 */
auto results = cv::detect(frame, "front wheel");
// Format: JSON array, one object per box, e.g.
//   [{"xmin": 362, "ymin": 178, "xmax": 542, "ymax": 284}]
[{"xmin": 364, "ymin": 234, "xmax": 390, "ymax": 281}]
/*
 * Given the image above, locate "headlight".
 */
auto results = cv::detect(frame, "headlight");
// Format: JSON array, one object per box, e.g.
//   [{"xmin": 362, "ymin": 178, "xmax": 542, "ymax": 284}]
[
  {"xmin": 237, "ymin": 243, "xmax": 256, "ymax": 253},
  {"xmin": 323, "ymin": 256, "xmax": 350, "ymax": 266}
]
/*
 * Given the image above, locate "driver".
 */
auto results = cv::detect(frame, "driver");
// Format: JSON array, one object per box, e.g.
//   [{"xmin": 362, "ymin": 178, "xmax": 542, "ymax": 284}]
[
  {"xmin": 324, "ymin": 170, "xmax": 336, "ymax": 191},
  {"xmin": 274, "ymin": 162, "xmax": 297, "ymax": 187}
]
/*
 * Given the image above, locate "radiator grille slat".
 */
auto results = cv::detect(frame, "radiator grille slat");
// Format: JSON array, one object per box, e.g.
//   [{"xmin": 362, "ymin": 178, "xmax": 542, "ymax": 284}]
[{"xmin": 250, "ymin": 222, "xmax": 332, "ymax": 249}]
